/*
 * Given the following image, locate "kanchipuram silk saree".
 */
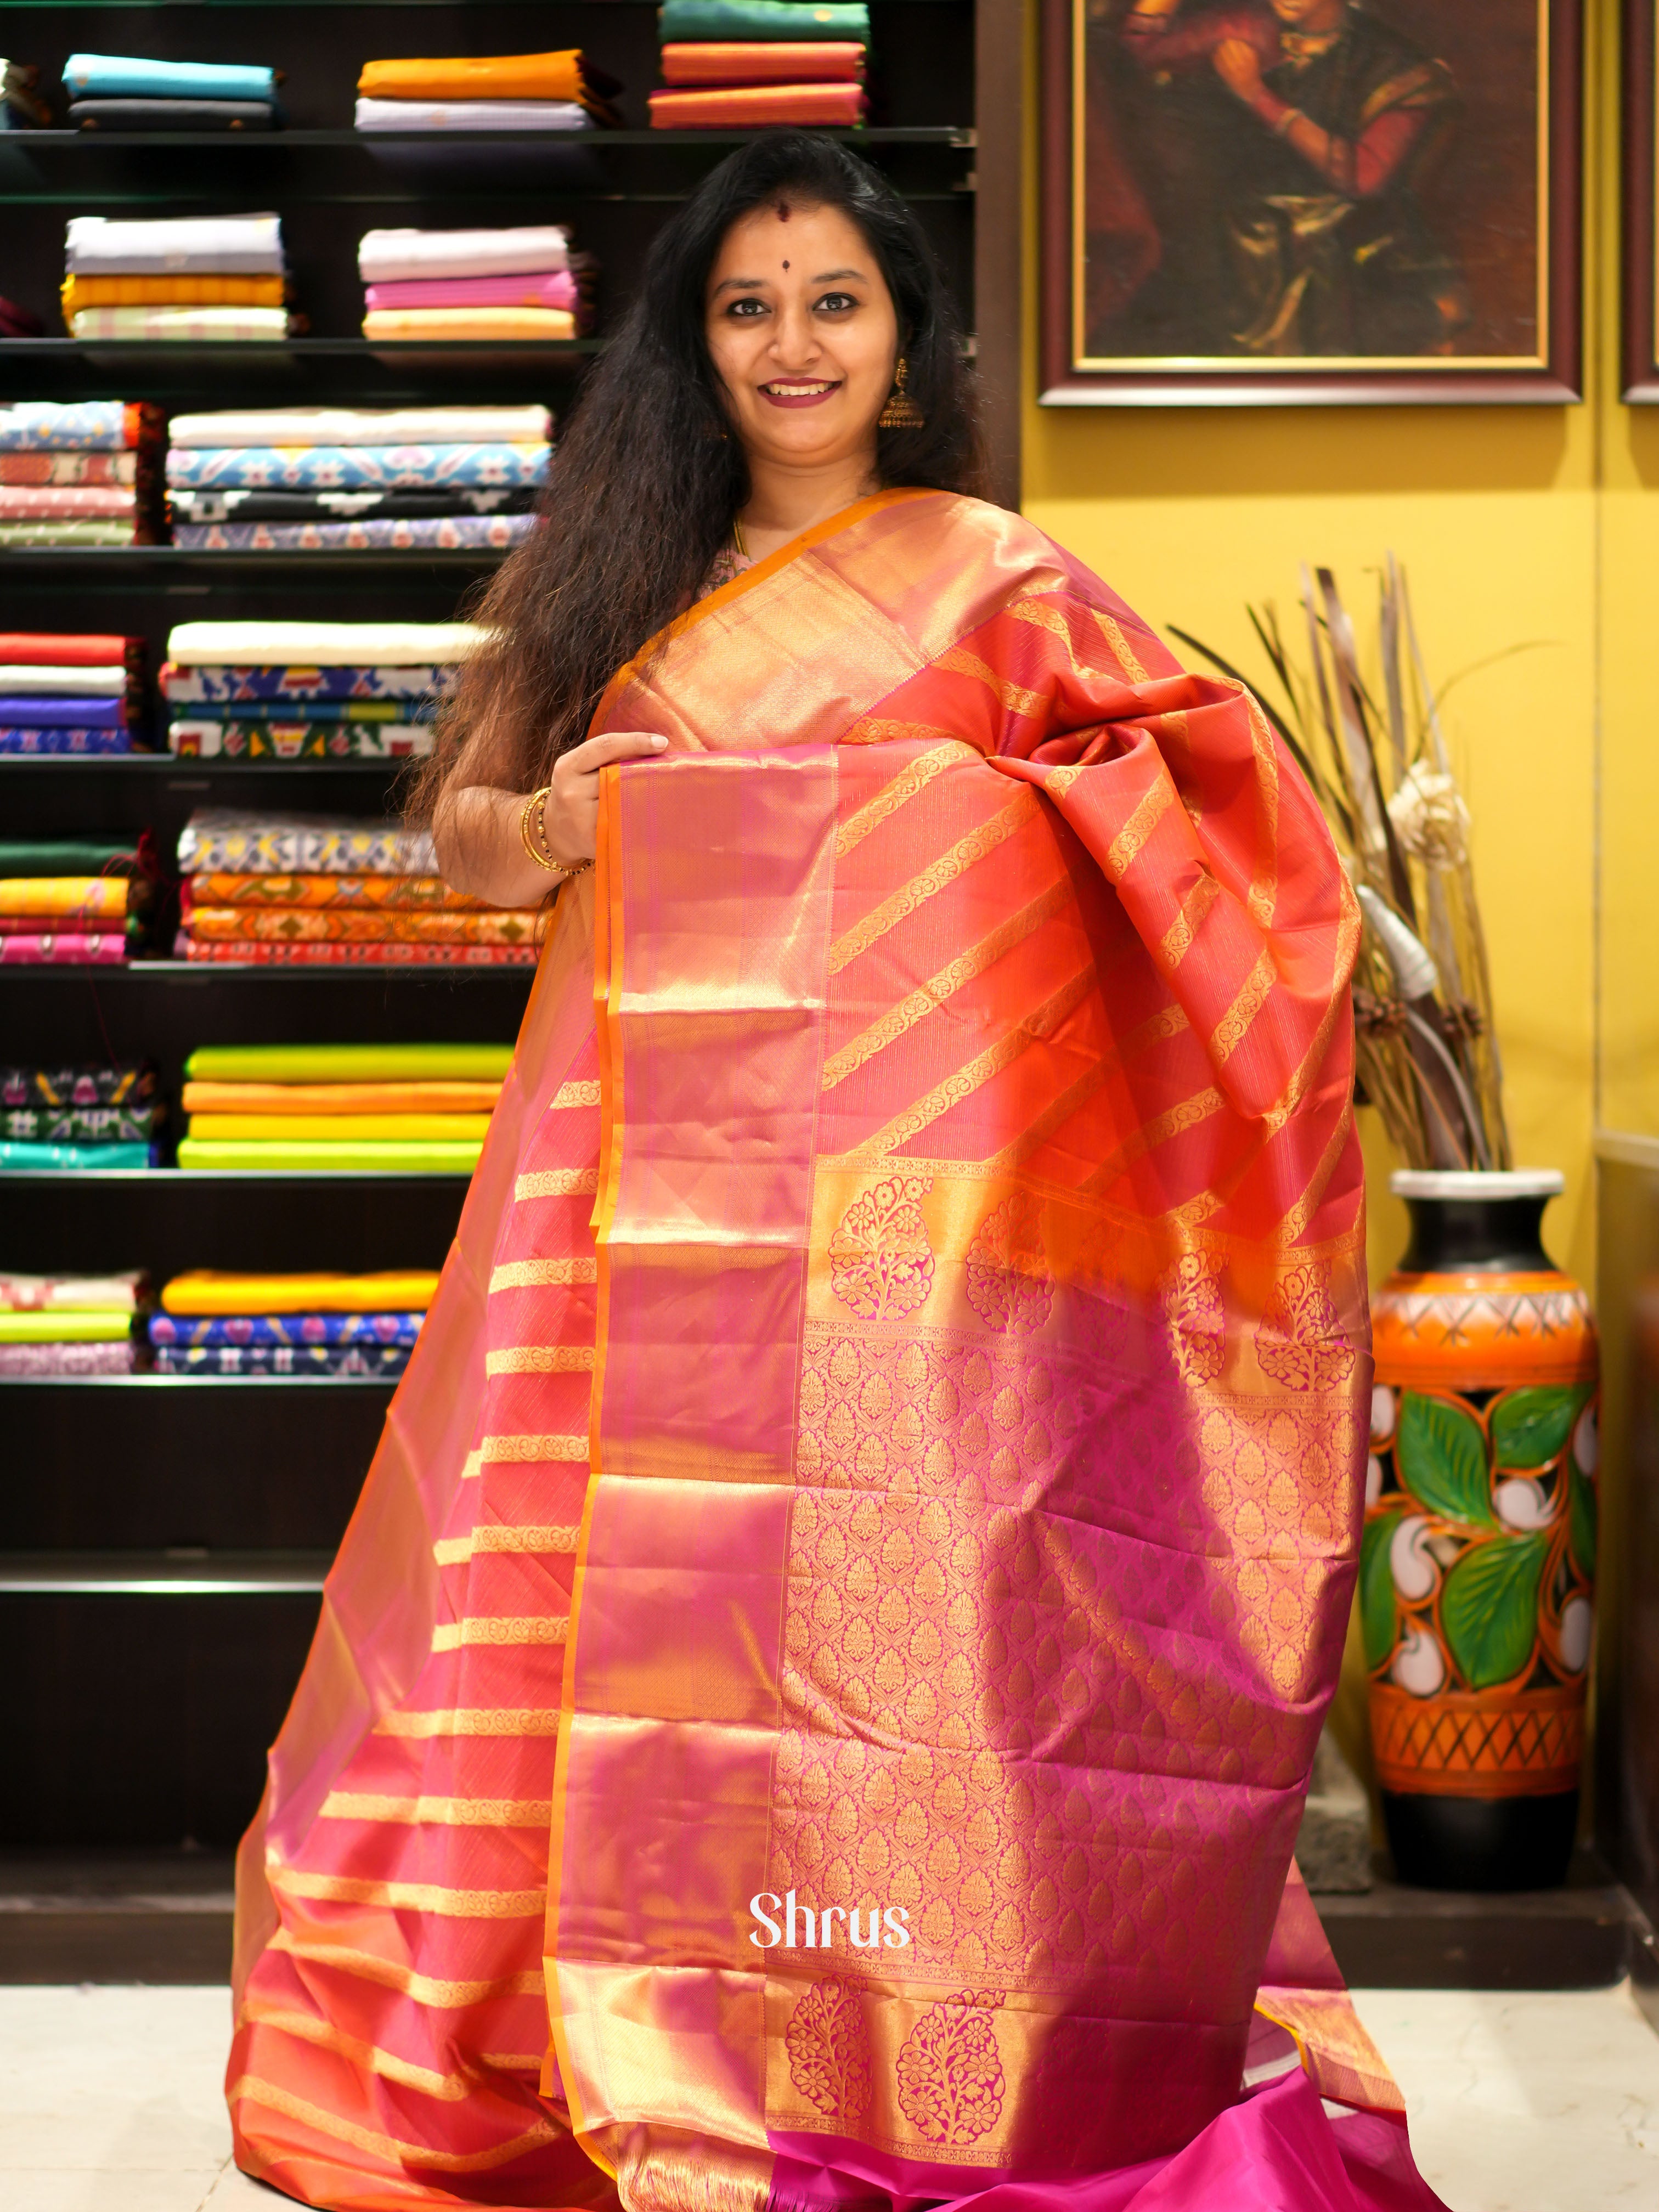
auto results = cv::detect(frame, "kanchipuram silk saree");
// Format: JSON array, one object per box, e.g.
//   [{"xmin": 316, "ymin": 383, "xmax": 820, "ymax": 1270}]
[{"xmin": 229, "ymin": 491, "xmax": 1446, "ymax": 2212}]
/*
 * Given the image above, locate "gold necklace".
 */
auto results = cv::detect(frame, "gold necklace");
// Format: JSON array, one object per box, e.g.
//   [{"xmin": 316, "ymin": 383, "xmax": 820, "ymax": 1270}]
[{"xmin": 732, "ymin": 514, "xmax": 749, "ymax": 559}]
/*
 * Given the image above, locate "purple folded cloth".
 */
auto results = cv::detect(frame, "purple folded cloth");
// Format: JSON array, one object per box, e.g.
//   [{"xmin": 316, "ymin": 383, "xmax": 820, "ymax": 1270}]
[
  {"xmin": 0, "ymin": 694, "xmax": 126, "ymax": 727},
  {"xmin": 0, "ymin": 1339, "xmax": 137, "ymax": 1375},
  {"xmin": 362, "ymin": 270, "xmax": 578, "ymax": 313}
]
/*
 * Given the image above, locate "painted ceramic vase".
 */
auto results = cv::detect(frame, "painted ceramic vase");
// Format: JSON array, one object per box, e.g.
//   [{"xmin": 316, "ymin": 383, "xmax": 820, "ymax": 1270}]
[{"xmin": 1363, "ymin": 1169, "xmax": 1598, "ymax": 1891}]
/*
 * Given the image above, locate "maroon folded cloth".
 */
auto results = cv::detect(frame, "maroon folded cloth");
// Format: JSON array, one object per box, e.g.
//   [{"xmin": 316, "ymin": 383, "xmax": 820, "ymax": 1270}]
[{"xmin": 0, "ymin": 295, "xmax": 44, "ymax": 338}]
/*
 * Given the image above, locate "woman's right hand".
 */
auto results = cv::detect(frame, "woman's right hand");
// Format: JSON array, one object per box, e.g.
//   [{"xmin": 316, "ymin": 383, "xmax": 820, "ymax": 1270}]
[{"xmin": 432, "ymin": 730, "xmax": 668, "ymax": 909}]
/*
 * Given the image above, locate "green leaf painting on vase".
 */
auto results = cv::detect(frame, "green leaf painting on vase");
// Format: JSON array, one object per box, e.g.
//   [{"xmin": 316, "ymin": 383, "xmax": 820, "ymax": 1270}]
[
  {"xmin": 1359, "ymin": 1510, "xmax": 1402, "ymax": 1672},
  {"xmin": 1491, "ymin": 1384, "xmax": 1592, "ymax": 1471},
  {"xmin": 1440, "ymin": 1533, "xmax": 1549, "ymax": 1691},
  {"xmin": 1569, "ymin": 1467, "xmax": 1597, "ymax": 1582},
  {"xmin": 1396, "ymin": 1392, "xmax": 1495, "ymax": 1529}
]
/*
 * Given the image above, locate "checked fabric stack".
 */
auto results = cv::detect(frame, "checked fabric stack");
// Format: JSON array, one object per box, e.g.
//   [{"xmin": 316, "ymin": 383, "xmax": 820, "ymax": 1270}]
[
  {"xmin": 162, "ymin": 618, "xmax": 469, "ymax": 761},
  {"xmin": 174, "ymin": 809, "xmax": 543, "ymax": 966},
  {"xmin": 0, "ymin": 631, "xmax": 147, "ymax": 756},
  {"xmin": 175, "ymin": 1042, "xmax": 511, "ymax": 1176},
  {"xmin": 358, "ymin": 227, "xmax": 585, "ymax": 345},
  {"xmin": 150, "ymin": 1268, "xmax": 438, "ymax": 1378},
  {"xmin": 354, "ymin": 47, "xmax": 619, "ymax": 138},
  {"xmin": 1, "ymin": 1062, "xmax": 161, "ymax": 1170},
  {"xmin": 63, "ymin": 213, "xmax": 291, "ymax": 342},
  {"xmin": 0, "ymin": 1270, "xmax": 149, "ymax": 1377},
  {"xmin": 0, "ymin": 400, "xmax": 161, "ymax": 546},
  {"xmin": 651, "ymin": 0, "xmax": 870, "ymax": 128},
  {"xmin": 166, "ymin": 408, "xmax": 548, "ymax": 552},
  {"xmin": 0, "ymin": 840, "xmax": 154, "ymax": 969},
  {"xmin": 63, "ymin": 52, "xmax": 283, "ymax": 133}
]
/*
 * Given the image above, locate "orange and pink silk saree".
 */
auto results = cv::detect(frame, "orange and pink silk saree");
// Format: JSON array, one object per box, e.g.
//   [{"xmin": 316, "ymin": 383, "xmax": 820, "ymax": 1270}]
[{"xmin": 229, "ymin": 491, "xmax": 1446, "ymax": 2212}]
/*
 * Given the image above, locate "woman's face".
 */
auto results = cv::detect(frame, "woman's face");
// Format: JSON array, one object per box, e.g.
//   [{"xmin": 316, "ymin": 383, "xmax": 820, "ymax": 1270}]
[{"xmin": 704, "ymin": 199, "xmax": 900, "ymax": 478}]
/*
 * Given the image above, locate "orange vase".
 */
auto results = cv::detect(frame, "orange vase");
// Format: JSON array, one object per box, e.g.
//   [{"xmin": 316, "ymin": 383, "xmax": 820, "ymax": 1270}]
[{"xmin": 1364, "ymin": 1170, "xmax": 1598, "ymax": 1890}]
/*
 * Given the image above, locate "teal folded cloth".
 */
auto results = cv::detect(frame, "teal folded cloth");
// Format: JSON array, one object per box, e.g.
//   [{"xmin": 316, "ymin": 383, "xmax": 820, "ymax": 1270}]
[
  {"xmin": 0, "ymin": 1139, "xmax": 153, "ymax": 1170},
  {"xmin": 657, "ymin": 0, "xmax": 871, "ymax": 40},
  {"xmin": 63, "ymin": 54, "xmax": 279, "ymax": 104}
]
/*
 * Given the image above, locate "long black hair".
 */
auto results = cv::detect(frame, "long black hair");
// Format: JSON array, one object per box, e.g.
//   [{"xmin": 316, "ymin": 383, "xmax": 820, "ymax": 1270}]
[{"xmin": 410, "ymin": 129, "xmax": 987, "ymax": 820}]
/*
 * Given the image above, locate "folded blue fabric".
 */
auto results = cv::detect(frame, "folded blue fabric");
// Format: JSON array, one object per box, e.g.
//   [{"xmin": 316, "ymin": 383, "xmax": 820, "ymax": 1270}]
[
  {"xmin": 148, "ymin": 1311, "xmax": 425, "ymax": 1348},
  {"xmin": 0, "ymin": 1140, "xmax": 154, "ymax": 1169},
  {"xmin": 0, "ymin": 730, "xmax": 136, "ymax": 753},
  {"xmin": 64, "ymin": 54, "xmax": 279, "ymax": 104},
  {"xmin": 166, "ymin": 443, "xmax": 550, "ymax": 491},
  {"xmin": 0, "ymin": 402, "xmax": 129, "ymax": 452},
  {"xmin": 150, "ymin": 1341, "xmax": 410, "ymax": 1376},
  {"xmin": 0, "ymin": 695, "xmax": 125, "ymax": 727}
]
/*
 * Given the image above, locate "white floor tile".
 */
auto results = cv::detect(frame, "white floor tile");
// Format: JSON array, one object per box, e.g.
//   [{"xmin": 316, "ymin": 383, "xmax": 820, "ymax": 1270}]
[
  {"xmin": 0, "ymin": 1986, "xmax": 232, "ymax": 2172},
  {"xmin": 1352, "ymin": 1982, "xmax": 1659, "ymax": 2210}
]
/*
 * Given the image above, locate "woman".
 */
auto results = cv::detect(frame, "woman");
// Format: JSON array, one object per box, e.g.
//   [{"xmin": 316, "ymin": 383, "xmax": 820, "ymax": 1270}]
[{"xmin": 228, "ymin": 133, "xmax": 1442, "ymax": 2212}]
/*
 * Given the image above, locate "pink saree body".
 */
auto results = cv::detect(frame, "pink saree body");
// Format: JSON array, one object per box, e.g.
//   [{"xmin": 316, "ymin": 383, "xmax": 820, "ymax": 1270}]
[{"xmin": 229, "ymin": 492, "xmax": 1447, "ymax": 2212}]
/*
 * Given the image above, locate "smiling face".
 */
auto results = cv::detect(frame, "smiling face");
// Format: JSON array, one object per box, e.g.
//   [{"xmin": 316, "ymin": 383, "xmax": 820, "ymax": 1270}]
[{"xmin": 704, "ymin": 198, "xmax": 900, "ymax": 481}]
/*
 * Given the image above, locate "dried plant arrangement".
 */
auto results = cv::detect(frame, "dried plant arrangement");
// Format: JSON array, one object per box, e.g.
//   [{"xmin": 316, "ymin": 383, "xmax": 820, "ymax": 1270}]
[{"xmin": 1173, "ymin": 556, "xmax": 1511, "ymax": 1172}]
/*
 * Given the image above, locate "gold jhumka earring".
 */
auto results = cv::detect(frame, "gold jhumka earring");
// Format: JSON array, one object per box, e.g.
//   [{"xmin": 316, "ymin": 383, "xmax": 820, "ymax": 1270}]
[{"xmin": 877, "ymin": 356, "xmax": 924, "ymax": 430}]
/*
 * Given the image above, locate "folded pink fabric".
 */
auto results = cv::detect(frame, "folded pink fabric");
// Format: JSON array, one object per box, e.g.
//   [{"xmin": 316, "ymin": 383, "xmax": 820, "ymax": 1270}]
[
  {"xmin": 0, "ymin": 933, "xmax": 129, "ymax": 964},
  {"xmin": 362, "ymin": 270, "xmax": 578, "ymax": 313}
]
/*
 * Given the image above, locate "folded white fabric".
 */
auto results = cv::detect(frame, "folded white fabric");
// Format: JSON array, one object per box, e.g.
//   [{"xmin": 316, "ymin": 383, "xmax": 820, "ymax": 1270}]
[
  {"xmin": 353, "ymin": 97, "xmax": 591, "ymax": 132},
  {"xmin": 65, "ymin": 213, "xmax": 285, "ymax": 275},
  {"xmin": 357, "ymin": 225, "xmax": 569, "ymax": 283},
  {"xmin": 166, "ymin": 620, "xmax": 489, "ymax": 666},
  {"xmin": 166, "ymin": 404, "xmax": 552, "ymax": 448},
  {"xmin": 71, "ymin": 307, "xmax": 290, "ymax": 340},
  {"xmin": 0, "ymin": 664, "xmax": 127, "ymax": 695},
  {"xmin": 0, "ymin": 1270, "xmax": 146, "ymax": 1313}
]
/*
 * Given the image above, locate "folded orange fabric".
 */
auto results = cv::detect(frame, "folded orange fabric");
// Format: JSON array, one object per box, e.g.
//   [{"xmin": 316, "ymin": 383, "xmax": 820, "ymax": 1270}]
[
  {"xmin": 184, "ymin": 873, "xmax": 484, "ymax": 912},
  {"xmin": 361, "ymin": 307, "xmax": 576, "ymax": 342},
  {"xmin": 162, "ymin": 1269, "xmax": 441, "ymax": 1316},
  {"xmin": 0, "ymin": 877, "xmax": 127, "ymax": 919},
  {"xmin": 659, "ymin": 42, "xmax": 865, "ymax": 84},
  {"xmin": 648, "ymin": 83, "xmax": 867, "ymax": 128},
  {"xmin": 61, "ymin": 274, "xmax": 287, "ymax": 314},
  {"xmin": 187, "ymin": 905, "xmax": 544, "ymax": 946},
  {"xmin": 180, "ymin": 1080, "xmax": 503, "ymax": 1114},
  {"xmin": 358, "ymin": 52, "xmax": 584, "ymax": 103}
]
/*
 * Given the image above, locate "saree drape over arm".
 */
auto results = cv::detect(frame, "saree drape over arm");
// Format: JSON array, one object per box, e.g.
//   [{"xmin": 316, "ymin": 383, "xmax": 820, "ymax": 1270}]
[{"xmin": 228, "ymin": 492, "xmax": 1444, "ymax": 2212}]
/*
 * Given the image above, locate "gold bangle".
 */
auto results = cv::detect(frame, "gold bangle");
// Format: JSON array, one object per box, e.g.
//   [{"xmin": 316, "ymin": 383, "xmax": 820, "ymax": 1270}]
[{"xmin": 520, "ymin": 787, "xmax": 560, "ymax": 871}]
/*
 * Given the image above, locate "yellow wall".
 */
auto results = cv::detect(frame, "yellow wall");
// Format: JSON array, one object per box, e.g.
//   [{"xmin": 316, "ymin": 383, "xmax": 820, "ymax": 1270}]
[{"xmin": 1015, "ymin": 0, "xmax": 1658, "ymax": 1297}]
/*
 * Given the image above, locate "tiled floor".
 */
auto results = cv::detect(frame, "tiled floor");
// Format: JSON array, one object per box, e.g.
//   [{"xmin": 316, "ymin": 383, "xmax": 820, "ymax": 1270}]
[{"xmin": 0, "ymin": 1982, "xmax": 1655, "ymax": 2209}]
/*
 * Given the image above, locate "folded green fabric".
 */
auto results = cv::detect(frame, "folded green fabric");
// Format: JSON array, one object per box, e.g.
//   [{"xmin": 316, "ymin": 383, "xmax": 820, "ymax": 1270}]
[
  {"xmin": 0, "ymin": 1310, "xmax": 134, "ymax": 1341},
  {"xmin": 178, "ymin": 1137, "xmax": 483, "ymax": 1173},
  {"xmin": 183, "ymin": 1043, "xmax": 514, "ymax": 1084},
  {"xmin": 0, "ymin": 1139, "xmax": 151, "ymax": 1169},
  {"xmin": 658, "ymin": 0, "xmax": 871, "ymax": 40},
  {"xmin": 0, "ymin": 839, "xmax": 136, "ymax": 877}
]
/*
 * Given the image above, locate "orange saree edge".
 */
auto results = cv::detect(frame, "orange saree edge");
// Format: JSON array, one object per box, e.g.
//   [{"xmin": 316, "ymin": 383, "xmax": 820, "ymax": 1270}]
[
  {"xmin": 539, "ymin": 766, "xmax": 624, "ymax": 2177},
  {"xmin": 585, "ymin": 487, "xmax": 940, "ymax": 736}
]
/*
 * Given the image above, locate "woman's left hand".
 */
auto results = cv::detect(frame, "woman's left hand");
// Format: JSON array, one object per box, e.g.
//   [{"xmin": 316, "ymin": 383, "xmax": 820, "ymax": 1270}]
[{"xmin": 1212, "ymin": 38, "xmax": 1265, "ymax": 97}]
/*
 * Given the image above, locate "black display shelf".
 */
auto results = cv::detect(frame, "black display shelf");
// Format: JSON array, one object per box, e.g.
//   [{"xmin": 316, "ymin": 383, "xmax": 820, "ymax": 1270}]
[
  {"xmin": 0, "ymin": 1372, "xmax": 397, "ymax": 1386},
  {"xmin": 16, "ymin": 126, "xmax": 974, "ymax": 149}
]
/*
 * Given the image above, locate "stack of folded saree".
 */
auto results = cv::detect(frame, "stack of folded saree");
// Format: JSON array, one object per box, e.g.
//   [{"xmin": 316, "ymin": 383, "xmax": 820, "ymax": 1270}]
[
  {"xmin": 0, "ymin": 1269, "xmax": 147, "ymax": 1375},
  {"xmin": 176, "ymin": 1042, "xmax": 511, "ymax": 1173},
  {"xmin": 1, "ymin": 58, "xmax": 51, "ymax": 129},
  {"xmin": 357, "ymin": 228, "xmax": 586, "ymax": 343},
  {"xmin": 0, "ymin": 842, "xmax": 154, "ymax": 967},
  {"xmin": 150, "ymin": 1268, "xmax": 439, "ymax": 1375},
  {"xmin": 651, "ymin": 0, "xmax": 870, "ymax": 128},
  {"xmin": 1, "ymin": 1062, "xmax": 161, "ymax": 1169},
  {"xmin": 63, "ymin": 52, "xmax": 283, "ymax": 133},
  {"xmin": 173, "ymin": 815, "xmax": 541, "ymax": 966},
  {"xmin": 354, "ymin": 48, "xmax": 619, "ymax": 137},
  {"xmin": 165, "ymin": 409, "xmax": 548, "ymax": 552},
  {"xmin": 63, "ymin": 215, "xmax": 291, "ymax": 341},
  {"xmin": 0, "ymin": 400, "xmax": 162, "ymax": 545},
  {"xmin": 162, "ymin": 617, "xmax": 476, "ymax": 759},
  {"xmin": 0, "ymin": 631, "xmax": 148, "ymax": 754}
]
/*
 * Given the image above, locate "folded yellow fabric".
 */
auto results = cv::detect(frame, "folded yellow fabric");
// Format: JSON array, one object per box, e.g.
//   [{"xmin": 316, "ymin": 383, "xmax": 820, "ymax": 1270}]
[
  {"xmin": 62, "ymin": 274, "xmax": 287, "ymax": 314},
  {"xmin": 362, "ymin": 307, "xmax": 575, "ymax": 342},
  {"xmin": 0, "ymin": 1311, "xmax": 133, "ymax": 1342},
  {"xmin": 187, "ymin": 1113, "xmax": 494, "ymax": 1142},
  {"xmin": 162, "ymin": 1270, "xmax": 442, "ymax": 1316},
  {"xmin": 180, "ymin": 1080, "xmax": 503, "ymax": 1115},
  {"xmin": 177, "ymin": 1138, "xmax": 483, "ymax": 1173},
  {"xmin": 0, "ymin": 877, "xmax": 128, "ymax": 918},
  {"xmin": 184, "ymin": 1043, "xmax": 512, "ymax": 1084},
  {"xmin": 358, "ymin": 52, "xmax": 585, "ymax": 103}
]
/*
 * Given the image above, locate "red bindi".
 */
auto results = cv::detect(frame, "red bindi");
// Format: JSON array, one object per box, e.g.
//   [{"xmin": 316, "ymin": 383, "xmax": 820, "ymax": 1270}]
[
  {"xmin": 776, "ymin": 199, "xmax": 791, "ymax": 221},
  {"xmin": 782, "ymin": 259, "xmax": 789, "ymax": 270}
]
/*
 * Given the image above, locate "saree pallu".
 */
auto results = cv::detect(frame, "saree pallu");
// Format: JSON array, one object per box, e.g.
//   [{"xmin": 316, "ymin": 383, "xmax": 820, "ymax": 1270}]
[{"xmin": 229, "ymin": 491, "xmax": 1437, "ymax": 2212}]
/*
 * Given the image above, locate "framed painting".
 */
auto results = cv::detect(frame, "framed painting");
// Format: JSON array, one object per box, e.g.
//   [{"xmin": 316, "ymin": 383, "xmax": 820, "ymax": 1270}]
[
  {"xmin": 1040, "ymin": 0, "xmax": 1583, "ymax": 405},
  {"xmin": 1625, "ymin": 0, "xmax": 1659, "ymax": 399}
]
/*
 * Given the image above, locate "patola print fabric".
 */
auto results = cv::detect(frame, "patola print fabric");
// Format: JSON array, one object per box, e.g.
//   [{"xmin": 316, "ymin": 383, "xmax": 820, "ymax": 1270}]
[{"xmin": 228, "ymin": 493, "xmax": 1442, "ymax": 2212}]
